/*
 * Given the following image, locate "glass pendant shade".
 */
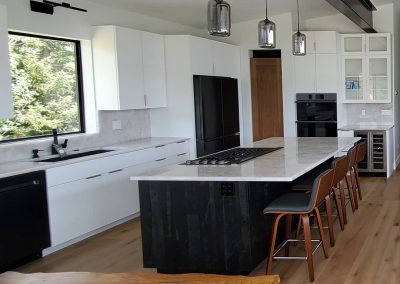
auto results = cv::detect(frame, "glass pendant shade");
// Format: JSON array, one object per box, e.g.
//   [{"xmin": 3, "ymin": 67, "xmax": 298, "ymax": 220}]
[
  {"xmin": 258, "ymin": 19, "xmax": 276, "ymax": 48},
  {"xmin": 258, "ymin": 0, "xmax": 275, "ymax": 48},
  {"xmin": 293, "ymin": 31, "xmax": 306, "ymax": 55},
  {"xmin": 293, "ymin": 0, "xmax": 306, "ymax": 56},
  {"xmin": 207, "ymin": 0, "xmax": 231, "ymax": 37}
]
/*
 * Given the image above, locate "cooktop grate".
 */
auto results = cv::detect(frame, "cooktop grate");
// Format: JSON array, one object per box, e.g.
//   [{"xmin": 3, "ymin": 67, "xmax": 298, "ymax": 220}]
[{"xmin": 184, "ymin": 147, "xmax": 283, "ymax": 165}]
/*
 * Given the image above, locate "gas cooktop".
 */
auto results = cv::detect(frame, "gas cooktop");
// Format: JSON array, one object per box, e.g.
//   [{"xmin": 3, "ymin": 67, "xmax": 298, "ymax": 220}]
[{"xmin": 184, "ymin": 147, "xmax": 283, "ymax": 165}]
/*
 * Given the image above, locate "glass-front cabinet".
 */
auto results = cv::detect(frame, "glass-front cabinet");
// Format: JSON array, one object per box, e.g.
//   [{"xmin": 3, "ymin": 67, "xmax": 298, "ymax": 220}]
[{"xmin": 341, "ymin": 33, "xmax": 391, "ymax": 103}]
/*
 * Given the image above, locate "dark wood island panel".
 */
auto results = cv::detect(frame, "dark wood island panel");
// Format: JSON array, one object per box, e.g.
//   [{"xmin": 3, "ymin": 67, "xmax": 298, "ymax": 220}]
[{"xmin": 139, "ymin": 180, "xmax": 292, "ymax": 275}]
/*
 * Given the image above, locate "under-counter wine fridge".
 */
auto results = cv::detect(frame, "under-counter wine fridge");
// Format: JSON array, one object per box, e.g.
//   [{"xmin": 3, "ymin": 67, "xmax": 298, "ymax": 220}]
[{"xmin": 354, "ymin": 131, "xmax": 386, "ymax": 173}]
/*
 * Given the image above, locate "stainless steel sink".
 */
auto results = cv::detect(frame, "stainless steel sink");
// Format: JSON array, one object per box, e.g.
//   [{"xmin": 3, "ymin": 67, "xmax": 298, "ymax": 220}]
[{"xmin": 38, "ymin": 149, "xmax": 115, "ymax": 162}]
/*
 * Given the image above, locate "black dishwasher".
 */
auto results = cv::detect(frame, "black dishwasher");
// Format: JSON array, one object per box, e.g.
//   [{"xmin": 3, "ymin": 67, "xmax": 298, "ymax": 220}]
[{"xmin": 0, "ymin": 171, "xmax": 50, "ymax": 272}]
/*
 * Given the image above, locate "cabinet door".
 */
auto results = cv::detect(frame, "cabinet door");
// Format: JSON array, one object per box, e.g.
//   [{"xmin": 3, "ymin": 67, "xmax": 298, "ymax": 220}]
[
  {"xmin": 212, "ymin": 42, "xmax": 240, "ymax": 78},
  {"xmin": 342, "ymin": 56, "xmax": 365, "ymax": 103},
  {"xmin": 0, "ymin": 6, "xmax": 13, "ymax": 119},
  {"xmin": 367, "ymin": 34, "xmax": 390, "ymax": 55},
  {"xmin": 366, "ymin": 55, "xmax": 391, "ymax": 103},
  {"xmin": 115, "ymin": 27, "xmax": 145, "ymax": 109},
  {"xmin": 190, "ymin": 37, "xmax": 214, "ymax": 75},
  {"xmin": 47, "ymin": 174, "xmax": 108, "ymax": 246},
  {"xmin": 315, "ymin": 31, "xmax": 337, "ymax": 54},
  {"xmin": 295, "ymin": 54, "xmax": 316, "ymax": 93},
  {"xmin": 142, "ymin": 32, "xmax": 167, "ymax": 108},
  {"xmin": 316, "ymin": 54, "xmax": 337, "ymax": 93},
  {"xmin": 342, "ymin": 35, "xmax": 365, "ymax": 55},
  {"xmin": 303, "ymin": 31, "xmax": 315, "ymax": 54}
]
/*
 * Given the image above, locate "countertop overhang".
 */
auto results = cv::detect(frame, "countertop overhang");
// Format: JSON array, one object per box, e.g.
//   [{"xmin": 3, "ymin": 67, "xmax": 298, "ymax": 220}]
[{"xmin": 131, "ymin": 137, "xmax": 360, "ymax": 182}]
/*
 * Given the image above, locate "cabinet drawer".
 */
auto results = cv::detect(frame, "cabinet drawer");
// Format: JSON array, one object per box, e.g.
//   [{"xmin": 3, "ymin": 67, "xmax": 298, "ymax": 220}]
[{"xmin": 151, "ymin": 140, "xmax": 188, "ymax": 159}]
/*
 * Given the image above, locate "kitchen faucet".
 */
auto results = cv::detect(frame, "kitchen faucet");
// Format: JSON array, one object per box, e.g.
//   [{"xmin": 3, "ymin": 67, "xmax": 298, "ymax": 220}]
[{"xmin": 51, "ymin": 129, "xmax": 68, "ymax": 157}]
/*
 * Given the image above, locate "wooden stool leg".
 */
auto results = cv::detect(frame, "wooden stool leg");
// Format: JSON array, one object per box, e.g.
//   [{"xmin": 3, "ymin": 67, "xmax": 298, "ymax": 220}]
[
  {"xmin": 354, "ymin": 166, "xmax": 362, "ymax": 200},
  {"xmin": 266, "ymin": 214, "xmax": 284, "ymax": 275},
  {"xmin": 285, "ymin": 215, "xmax": 292, "ymax": 257},
  {"xmin": 345, "ymin": 174, "xmax": 356, "ymax": 212},
  {"xmin": 331, "ymin": 187, "xmax": 344, "ymax": 231},
  {"xmin": 350, "ymin": 170, "xmax": 359, "ymax": 209},
  {"xmin": 339, "ymin": 180, "xmax": 347, "ymax": 224},
  {"xmin": 314, "ymin": 207, "xmax": 328, "ymax": 258},
  {"xmin": 325, "ymin": 195, "xmax": 335, "ymax": 247},
  {"xmin": 302, "ymin": 214, "xmax": 315, "ymax": 282}
]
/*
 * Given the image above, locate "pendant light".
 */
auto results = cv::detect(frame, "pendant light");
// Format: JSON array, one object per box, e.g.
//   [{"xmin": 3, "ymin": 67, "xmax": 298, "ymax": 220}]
[
  {"xmin": 258, "ymin": 0, "xmax": 276, "ymax": 48},
  {"xmin": 292, "ymin": 0, "xmax": 306, "ymax": 55},
  {"xmin": 207, "ymin": 0, "xmax": 231, "ymax": 37}
]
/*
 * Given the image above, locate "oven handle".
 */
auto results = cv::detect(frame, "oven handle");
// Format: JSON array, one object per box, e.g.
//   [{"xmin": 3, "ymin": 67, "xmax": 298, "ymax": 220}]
[
  {"xmin": 295, "ymin": 100, "xmax": 337, "ymax": 103},
  {"xmin": 296, "ymin": 121, "xmax": 338, "ymax": 123}
]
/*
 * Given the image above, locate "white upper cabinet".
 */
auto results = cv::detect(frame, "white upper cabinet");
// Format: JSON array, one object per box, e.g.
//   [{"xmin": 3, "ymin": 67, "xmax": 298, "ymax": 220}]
[
  {"xmin": 0, "ymin": 5, "xmax": 13, "ymax": 119},
  {"xmin": 295, "ymin": 31, "xmax": 338, "ymax": 93},
  {"xmin": 295, "ymin": 54, "xmax": 316, "ymax": 93},
  {"xmin": 190, "ymin": 36, "xmax": 240, "ymax": 78},
  {"xmin": 316, "ymin": 54, "xmax": 338, "ymax": 93},
  {"xmin": 92, "ymin": 26, "xmax": 167, "ymax": 110},
  {"xmin": 303, "ymin": 31, "xmax": 338, "ymax": 54},
  {"xmin": 341, "ymin": 33, "xmax": 391, "ymax": 103},
  {"xmin": 142, "ymin": 32, "xmax": 167, "ymax": 108},
  {"xmin": 342, "ymin": 33, "xmax": 390, "ymax": 55}
]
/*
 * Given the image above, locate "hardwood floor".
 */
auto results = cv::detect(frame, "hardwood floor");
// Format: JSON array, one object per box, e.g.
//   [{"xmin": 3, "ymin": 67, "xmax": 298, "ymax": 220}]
[{"xmin": 17, "ymin": 170, "xmax": 400, "ymax": 283}]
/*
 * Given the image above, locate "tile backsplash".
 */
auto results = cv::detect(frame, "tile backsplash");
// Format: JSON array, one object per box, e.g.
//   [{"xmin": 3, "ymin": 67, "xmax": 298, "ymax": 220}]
[
  {"xmin": 0, "ymin": 110, "xmax": 151, "ymax": 163},
  {"xmin": 344, "ymin": 104, "xmax": 394, "ymax": 125}
]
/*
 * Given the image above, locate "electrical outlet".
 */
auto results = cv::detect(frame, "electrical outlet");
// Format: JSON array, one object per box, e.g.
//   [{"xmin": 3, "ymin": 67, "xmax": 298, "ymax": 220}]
[
  {"xmin": 112, "ymin": 120, "xmax": 122, "ymax": 130},
  {"xmin": 361, "ymin": 109, "xmax": 366, "ymax": 116},
  {"xmin": 381, "ymin": 110, "xmax": 392, "ymax": 116}
]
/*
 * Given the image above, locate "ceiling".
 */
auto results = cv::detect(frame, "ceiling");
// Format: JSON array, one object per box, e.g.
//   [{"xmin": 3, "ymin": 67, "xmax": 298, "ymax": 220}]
[{"xmin": 87, "ymin": 0, "xmax": 393, "ymax": 29}]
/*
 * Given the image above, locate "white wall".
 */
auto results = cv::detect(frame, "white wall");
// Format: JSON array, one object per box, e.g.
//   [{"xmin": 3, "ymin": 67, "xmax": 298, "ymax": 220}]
[
  {"xmin": 305, "ymin": 13, "xmax": 362, "ymax": 33},
  {"xmin": 393, "ymin": 1, "xmax": 400, "ymax": 166},
  {"xmin": 224, "ymin": 13, "xmax": 296, "ymax": 143}
]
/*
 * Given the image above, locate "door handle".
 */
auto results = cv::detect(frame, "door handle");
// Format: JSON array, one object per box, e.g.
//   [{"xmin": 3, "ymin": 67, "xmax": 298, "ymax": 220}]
[
  {"xmin": 86, "ymin": 174, "xmax": 102, "ymax": 180},
  {"xmin": 109, "ymin": 169, "xmax": 123, "ymax": 174},
  {"xmin": 155, "ymin": 158, "xmax": 167, "ymax": 162}
]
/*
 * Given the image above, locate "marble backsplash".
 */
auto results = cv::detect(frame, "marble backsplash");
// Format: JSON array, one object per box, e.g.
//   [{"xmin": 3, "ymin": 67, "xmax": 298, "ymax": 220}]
[
  {"xmin": 0, "ymin": 110, "xmax": 151, "ymax": 163},
  {"xmin": 344, "ymin": 104, "xmax": 394, "ymax": 125}
]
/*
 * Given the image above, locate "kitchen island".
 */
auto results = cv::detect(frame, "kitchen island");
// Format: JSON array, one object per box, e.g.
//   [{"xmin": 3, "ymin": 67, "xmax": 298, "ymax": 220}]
[{"xmin": 131, "ymin": 137, "xmax": 359, "ymax": 275}]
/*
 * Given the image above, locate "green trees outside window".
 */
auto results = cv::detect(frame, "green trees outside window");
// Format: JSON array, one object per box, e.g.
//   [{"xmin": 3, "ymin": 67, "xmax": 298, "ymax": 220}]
[{"xmin": 0, "ymin": 33, "xmax": 84, "ymax": 142}]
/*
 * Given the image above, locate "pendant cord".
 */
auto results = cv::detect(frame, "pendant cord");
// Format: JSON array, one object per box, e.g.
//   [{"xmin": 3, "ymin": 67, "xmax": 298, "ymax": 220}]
[
  {"xmin": 266, "ymin": 0, "xmax": 268, "ymax": 19},
  {"xmin": 297, "ymin": 0, "xmax": 300, "ymax": 32}
]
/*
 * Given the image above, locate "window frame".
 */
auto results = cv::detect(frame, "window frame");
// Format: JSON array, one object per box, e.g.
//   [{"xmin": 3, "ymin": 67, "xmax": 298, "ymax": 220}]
[{"xmin": 0, "ymin": 31, "xmax": 86, "ymax": 143}]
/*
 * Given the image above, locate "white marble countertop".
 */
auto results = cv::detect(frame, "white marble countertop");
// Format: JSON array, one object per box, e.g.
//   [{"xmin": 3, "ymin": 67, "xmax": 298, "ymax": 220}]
[
  {"xmin": 130, "ymin": 137, "xmax": 360, "ymax": 182},
  {"xmin": 339, "ymin": 124, "xmax": 394, "ymax": 131},
  {"xmin": 0, "ymin": 137, "xmax": 189, "ymax": 179}
]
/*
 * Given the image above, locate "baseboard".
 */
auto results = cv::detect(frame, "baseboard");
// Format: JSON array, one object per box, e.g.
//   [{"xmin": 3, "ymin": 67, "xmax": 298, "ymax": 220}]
[{"xmin": 42, "ymin": 212, "xmax": 140, "ymax": 257}]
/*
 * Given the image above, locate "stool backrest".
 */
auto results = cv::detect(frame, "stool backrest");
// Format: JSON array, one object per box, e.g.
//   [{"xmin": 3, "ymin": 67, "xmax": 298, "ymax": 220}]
[
  {"xmin": 356, "ymin": 141, "xmax": 368, "ymax": 164},
  {"xmin": 308, "ymin": 169, "xmax": 334, "ymax": 211},
  {"xmin": 331, "ymin": 156, "xmax": 348, "ymax": 186},
  {"xmin": 347, "ymin": 145, "xmax": 358, "ymax": 170}
]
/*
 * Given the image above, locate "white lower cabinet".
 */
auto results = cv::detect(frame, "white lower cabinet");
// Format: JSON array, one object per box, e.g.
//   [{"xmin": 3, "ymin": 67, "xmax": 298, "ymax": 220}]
[{"xmin": 46, "ymin": 140, "xmax": 188, "ymax": 248}]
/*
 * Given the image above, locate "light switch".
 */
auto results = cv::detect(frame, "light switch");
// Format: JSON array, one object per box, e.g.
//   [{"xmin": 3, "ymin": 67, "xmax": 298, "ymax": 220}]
[{"xmin": 112, "ymin": 120, "xmax": 122, "ymax": 130}]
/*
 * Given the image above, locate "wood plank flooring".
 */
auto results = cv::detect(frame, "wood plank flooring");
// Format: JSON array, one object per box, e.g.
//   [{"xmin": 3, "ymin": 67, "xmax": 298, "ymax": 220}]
[{"xmin": 16, "ymin": 170, "xmax": 400, "ymax": 283}]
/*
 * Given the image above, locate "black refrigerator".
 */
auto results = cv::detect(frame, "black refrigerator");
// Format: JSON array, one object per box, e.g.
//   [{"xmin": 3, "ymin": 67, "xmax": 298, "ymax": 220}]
[{"xmin": 193, "ymin": 75, "xmax": 240, "ymax": 157}]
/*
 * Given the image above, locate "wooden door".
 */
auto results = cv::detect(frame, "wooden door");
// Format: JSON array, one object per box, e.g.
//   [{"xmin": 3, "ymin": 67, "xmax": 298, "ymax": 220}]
[{"xmin": 250, "ymin": 58, "xmax": 284, "ymax": 141}]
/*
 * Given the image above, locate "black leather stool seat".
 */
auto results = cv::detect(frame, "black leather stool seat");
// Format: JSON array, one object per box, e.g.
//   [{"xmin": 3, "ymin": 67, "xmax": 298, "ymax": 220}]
[
  {"xmin": 293, "ymin": 162, "xmax": 332, "ymax": 190},
  {"xmin": 263, "ymin": 193, "xmax": 311, "ymax": 213}
]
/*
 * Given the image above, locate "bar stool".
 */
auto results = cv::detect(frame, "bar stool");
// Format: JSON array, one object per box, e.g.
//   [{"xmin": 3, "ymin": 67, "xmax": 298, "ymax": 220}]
[
  {"xmin": 353, "ymin": 141, "xmax": 367, "ymax": 201},
  {"xmin": 330, "ymin": 156, "xmax": 347, "ymax": 228},
  {"xmin": 292, "ymin": 158, "xmax": 345, "ymax": 247},
  {"xmin": 344, "ymin": 145, "xmax": 358, "ymax": 211},
  {"xmin": 264, "ymin": 169, "xmax": 333, "ymax": 282}
]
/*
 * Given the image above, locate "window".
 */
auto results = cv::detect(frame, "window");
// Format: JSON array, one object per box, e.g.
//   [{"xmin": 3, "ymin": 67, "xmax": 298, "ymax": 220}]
[{"xmin": 0, "ymin": 32, "xmax": 85, "ymax": 142}]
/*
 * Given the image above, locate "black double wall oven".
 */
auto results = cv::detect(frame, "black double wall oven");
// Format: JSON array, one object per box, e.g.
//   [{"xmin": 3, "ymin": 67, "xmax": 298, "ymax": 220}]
[{"xmin": 296, "ymin": 93, "xmax": 338, "ymax": 137}]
